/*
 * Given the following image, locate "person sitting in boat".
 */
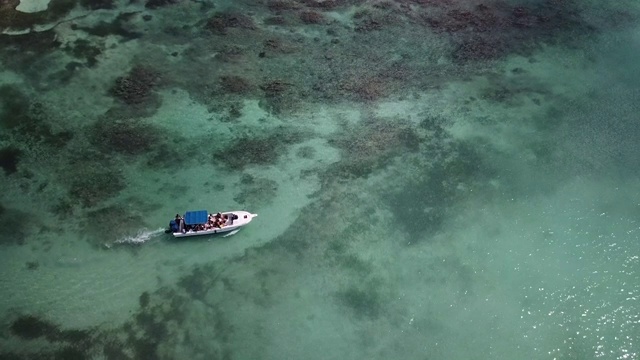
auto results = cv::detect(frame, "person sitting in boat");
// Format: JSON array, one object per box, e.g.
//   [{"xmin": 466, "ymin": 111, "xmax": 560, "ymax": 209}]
[{"xmin": 209, "ymin": 215, "xmax": 223, "ymax": 228}]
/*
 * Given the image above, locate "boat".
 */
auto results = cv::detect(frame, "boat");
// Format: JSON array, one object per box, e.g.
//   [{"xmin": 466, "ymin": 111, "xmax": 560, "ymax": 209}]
[{"xmin": 166, "ymin": 210, "xmax": 258, "ymax": 238}]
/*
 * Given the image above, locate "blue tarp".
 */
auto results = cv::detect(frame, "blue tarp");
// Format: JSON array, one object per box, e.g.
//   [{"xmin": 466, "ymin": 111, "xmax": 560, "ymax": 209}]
[{"xmin": 184, "ymin": 210, "xmax": 208, "ymax": 225}]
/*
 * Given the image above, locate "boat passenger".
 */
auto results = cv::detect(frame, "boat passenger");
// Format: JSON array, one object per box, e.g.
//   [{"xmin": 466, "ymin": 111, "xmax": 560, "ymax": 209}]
[{"xmin": 175, "ymin": 214, "xmax": 184, "ymax": 231}]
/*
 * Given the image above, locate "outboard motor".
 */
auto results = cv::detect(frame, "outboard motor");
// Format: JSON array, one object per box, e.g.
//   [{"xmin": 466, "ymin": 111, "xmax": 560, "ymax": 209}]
[{"xmin": 166, "ymin": 219, "xmax": 179, "ymax": 233}]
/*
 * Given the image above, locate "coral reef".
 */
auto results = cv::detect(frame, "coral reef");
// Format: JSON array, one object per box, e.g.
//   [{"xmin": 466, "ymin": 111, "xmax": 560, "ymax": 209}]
[
  {"xmin": 264, "ymin": 15, "xmax": 286, "ymax": 25},
  {"xmin": 260, "ymin": 79, "xmax": 293, "ymax": 98},
  {"xmin": 63, "ymin": 38, "xmax": 102, "ymax": 67},
  {"xmin": 80, "ymin": 0, "xmax": 115, "ymax": 10},
  {"xmin": 0, "ymin": 84, "xmax": 34, "ymax": 130},
  {"xmin": 259, "ymin": 80, "xmax": 298, "ymax": 113},
  {"xmin": 0, "ymin": 146, "xmax": 21, "ymax": 175},
  {"xmin": 110, "ymin": 66, "xmax": 161, "ymax": 105},
  {"xmin": 216, "ymin": 45, "xmax": 246, "ymax": 63},
  {"xmin": 326, "ymin": 116, "xmax": 420, "ymax": 179},
  {"xmin": 336, "ymin": 282, "xmax": 383, "ymax": 319},
  {"xmin": 353, "ymin": 10, "xmax": 385, "ymax": 32},
  {"xmin": 233, "ymin": 174, "xmax": 278, "ymax": 208},
  {"xmin": 145, "ymin": 0, "xmax": 181, "ymax": 9},
  {"xmin": 217, "ymin": 128, "xmax": 306, "ymax": 169},
  {"xmin": 68, "ymin": 165, "xmax": 125, "ymax": 208},
  {"xmin": 2, "ymin": 314, "xmax": 97, "ymax": 359},
  {"xmin": 90, "ymin": 118, "xmax": 162, "ymax": 156},
  {"xmin": 0, "ymin": 205, "xmax": 29, "ymax": 245},
  {"xmin": 219, "ymin": 75, "xmax": 254, "ymax": 94},
  {"xmin": 304, "ymin": 0, "xmax": 340, "ymax": 10},
  {"xmin": 267, "ymin": 0, "xmax": 299, "ymax": 12},
  {"xmin": 0, "ymin": 86, "xmax": 74, "ymax": 148},
  {"xmin": 83, "ymin": 204, "xmax": 145, "ymax": 245},
  {"xmin": 205, "ymin": 12, "xmax": 256, "ymax": 35},
  {"xmin": 384, "ymin": 138, "xmax": 495, "ymax": 241},
  {"xmin": 417, "ymin": 0, "xmax": 598, "ymax": 61},
  {"xmin": 74, "ymin": 12, "xmax": 143, "ymax": 40},
  {"xmin": 299, "ymin": 10, "xmax": 325, "ymax": 24}
]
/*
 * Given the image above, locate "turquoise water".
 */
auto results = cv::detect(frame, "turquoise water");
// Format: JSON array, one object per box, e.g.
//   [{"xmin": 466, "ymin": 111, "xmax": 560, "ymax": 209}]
[{"xmin": 1, "ymin": 0, "xmax": 639, "ymax": 358}]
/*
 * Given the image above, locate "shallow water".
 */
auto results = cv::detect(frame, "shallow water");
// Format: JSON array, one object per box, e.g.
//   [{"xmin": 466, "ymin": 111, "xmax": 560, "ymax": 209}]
[{"xmin": 1, "ymin": 0, "xmax": 639, "ymax": 359}]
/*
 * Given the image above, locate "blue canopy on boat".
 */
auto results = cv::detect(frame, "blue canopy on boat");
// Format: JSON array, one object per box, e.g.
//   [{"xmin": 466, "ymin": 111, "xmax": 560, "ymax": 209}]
[{"xmin": 184, "ymin": 210, "xmax": 208, "ymax": 225}]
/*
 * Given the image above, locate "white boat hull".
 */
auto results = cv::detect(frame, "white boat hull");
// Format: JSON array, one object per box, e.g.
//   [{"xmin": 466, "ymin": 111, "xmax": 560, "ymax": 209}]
[{"xmin": 172, "ymin": 211, "xmax": 257, "ymax": 238}]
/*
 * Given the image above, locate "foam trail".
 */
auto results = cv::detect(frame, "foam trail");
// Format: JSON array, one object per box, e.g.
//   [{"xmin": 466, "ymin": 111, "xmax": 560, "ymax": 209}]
[
  {"xmin": 223, "ymin": 229, "xmax": 240, "ymax": 237},
  {"xmin": 114, "ymin": 228, "xmax": 165, "ymax": 245}
]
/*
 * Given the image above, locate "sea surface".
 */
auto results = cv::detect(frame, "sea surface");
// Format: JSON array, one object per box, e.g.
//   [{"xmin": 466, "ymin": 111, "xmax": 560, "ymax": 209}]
[{"xmin": 1, "ymin": 0, "xmax": 639, "ymax": 359}]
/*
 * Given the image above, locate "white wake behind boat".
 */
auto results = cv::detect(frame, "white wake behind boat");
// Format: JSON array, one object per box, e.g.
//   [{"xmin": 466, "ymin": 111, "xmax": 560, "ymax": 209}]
[{"xmin": 167, "ymin": 210, "xmax": 257, "ymax": 238}]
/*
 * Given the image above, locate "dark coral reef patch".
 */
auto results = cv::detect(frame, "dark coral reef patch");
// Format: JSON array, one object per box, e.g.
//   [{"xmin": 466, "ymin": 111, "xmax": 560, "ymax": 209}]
[
  {"xmin": 67, "ymin": 164, "xmax": 126, "ymax": 208},
  {"xmin": 2, "ymin": 314, "xmax": 98, "ymax": 359},
  {"xmin": 145, "ymin": 0, "xmax": 181, "ymax": 9},
  {"xmin": 64, "ymin": 38, "xmax": 102, "ymax": 67},
  {"xmin": 217, "ymin": 128, "xmax": 306, "ymax": 170},
  {"xmin": 417, "ymin": 0, "xmax": 599, "ymax": 62},
  {"xmin": 326, "ymin": 116, "xmax": 420, "ymax": 179},
  {"xmin": 110, "ymin": 66, "xmax": 161, "ymax": 105},
  {"xmin": 74, "ymin": 12, "xmax": 143, "ymax": 40},
  {"xmin": 0, "ymin": 205, "xmax": 30, "ymax": 245},
  {"xmin": 83, "ymin": 204, "xmax": 146, "ymax": 245},
  {"xmin": 219, "ymin": 75, "xmax": 255, "ymax": 94},
  {"xmin": 0, "ymin": 85, "xmax": 74, "ymax": 148},
  {"xmin": 79, "ymin": 0, "xmax": 115, "ymax": 10},
  {"xmin": 336, "ymin": 282, "xmax": 384, "ymax": 319},
  {"xmin": 90, "ymin": 118, "xmax": 162, "ymax": 156},
  {"xmin": 205, "ymin": 12, "xmax": 256, "ymax": 35},
  {"xmin": 0, "ymin": 146, "xmax": 22, "ymax": 175}
]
